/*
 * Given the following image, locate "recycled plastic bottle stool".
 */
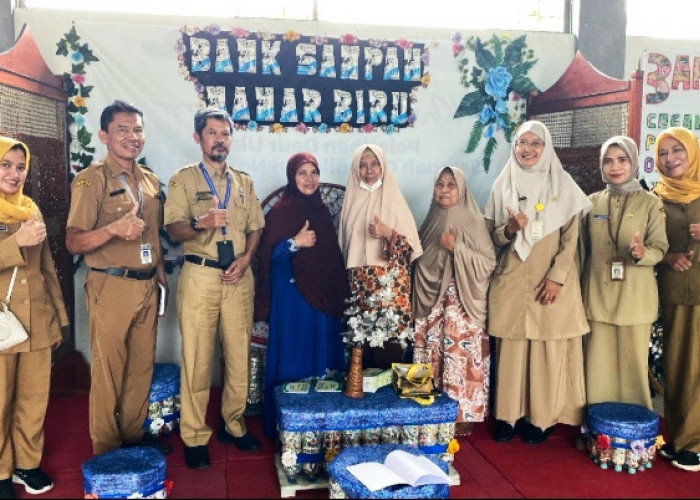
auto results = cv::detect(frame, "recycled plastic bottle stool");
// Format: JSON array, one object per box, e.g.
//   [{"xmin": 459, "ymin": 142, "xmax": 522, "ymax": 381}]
[
  {"xmin": 583, "ymin": 402, "xmax": 660, "ymax": 474},
  {"xmin": 82, "ymin": 447, "xmax": 169, "ymax": 498},
  {"xmin": 326, "ymin": 443, "xmax": 450, "ymax": 499},
  {"xmin": 144, "ymin": 363, "xmax": 181, "ymax": 436}
]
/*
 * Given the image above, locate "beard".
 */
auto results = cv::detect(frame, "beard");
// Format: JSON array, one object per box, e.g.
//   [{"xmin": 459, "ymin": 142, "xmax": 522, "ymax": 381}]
[{"xmin": 210, "ymin": 152, "xmax": 228, "ymax": 163}]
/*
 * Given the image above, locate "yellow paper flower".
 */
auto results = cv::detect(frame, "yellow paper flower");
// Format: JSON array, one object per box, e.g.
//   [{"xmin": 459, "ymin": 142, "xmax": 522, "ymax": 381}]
[
  {"xmin": 421, "ymin": 73, "xmax": 431, "ymax": 88},
  {"xmin": 655, "ymin": 435, "xmax": 665, "ymax": 448},
  {"xmin": 339, "ymin": 123, "xmax": 351, "ymax": 133},
  {"xmin": 72, "ymin": 95, "xmax": 86, "ymax": 108},
  {"xmin": 269, "ymin": 123, "xmax": 285, "ymax": 133},
  {"xmin": 535, "ymin": 202, "xmax": 544, "ymax": 212},
  {"xmin": 447, "ymin": 438, "xmax": 460, "ymax": 454},
  {"xmin": 284, "ymin": 30, "xmax": 300, "ymax": 41}
]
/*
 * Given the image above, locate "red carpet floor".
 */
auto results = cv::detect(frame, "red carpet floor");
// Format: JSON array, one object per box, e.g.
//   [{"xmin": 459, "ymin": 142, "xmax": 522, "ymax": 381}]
[{"xmin": 12, "ymin": 389, "xmax": 700, "ymax": 498}]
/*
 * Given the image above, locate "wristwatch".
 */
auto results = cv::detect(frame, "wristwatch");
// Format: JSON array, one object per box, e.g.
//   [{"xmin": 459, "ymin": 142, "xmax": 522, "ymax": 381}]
[
  {"xmin": 288, "ymin": 238, "xmax": 299, "ymax": 252},
  {"xmin": 190, "ymin": 217, "xmax": 203, "ymax": 231}
]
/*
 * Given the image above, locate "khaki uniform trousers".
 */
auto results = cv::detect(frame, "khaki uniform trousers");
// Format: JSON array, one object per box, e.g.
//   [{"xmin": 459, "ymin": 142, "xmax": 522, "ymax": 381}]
[
  {"xmin": 86, "ymin": 272, "xmax": 158, "ymax": 455},
  {"xmin": 0, "ymin": 348, "xmax": 51, "ymax": 479},
  {"xmin": 662, "ymin": 304, "xmax": 700, "ymax": 453},
  {"xmin": 177, "ymin": 263, "xmax": 253, "ymax": 447},
  {"xmin": 584, "ymin": 321, "xmax": 653, "ymax": 409},
  {"xmin": 494, "ymin": 337, "xmax": 586, "ymax": 430}
]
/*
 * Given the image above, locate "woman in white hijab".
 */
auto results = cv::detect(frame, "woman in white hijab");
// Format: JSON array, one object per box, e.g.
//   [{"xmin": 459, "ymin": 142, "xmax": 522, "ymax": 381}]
[
  {"xmin": 580, "ymin": 136, "xmax": 667, "ymax": 410},
  {"xmin": 339, "ymin": 144, "xmax": 422, "ymax": 367},
  {"xmin": 485, "ymin": 120, "xmax": 592, "ymax": 445},
  {"xmin": 412, "ymin": 166, "xmax": 496, "ymax": 436}
]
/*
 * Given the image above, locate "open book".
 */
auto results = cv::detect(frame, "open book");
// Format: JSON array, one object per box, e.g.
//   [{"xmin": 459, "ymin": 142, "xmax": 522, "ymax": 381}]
[{"xmin": 346, "ymin": 449, "xmax": 450, "ymax": 492}]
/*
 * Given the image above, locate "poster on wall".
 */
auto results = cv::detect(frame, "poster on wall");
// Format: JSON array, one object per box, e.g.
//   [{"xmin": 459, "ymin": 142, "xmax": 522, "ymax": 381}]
[{"xmin": 639, "ymin": 49, "xmax": 700, "ymax": 188}]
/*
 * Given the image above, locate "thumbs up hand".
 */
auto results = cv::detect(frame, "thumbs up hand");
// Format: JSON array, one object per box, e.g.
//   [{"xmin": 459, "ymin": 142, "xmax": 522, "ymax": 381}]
[
  {"xmin": 15, "ymin": 212, "xmax": 47, "ymax": 247},
  {"xmin": 440, "ymin": 225, "xmax": 456, "ymax": 252},
  {"xmin": 368, "ymin": 215, "xmax": 391, "ymax": 240},
  {"xmin": 294, "ymin": 220, "xmax": 316, "ymax": 248},
  {"xmin": 629, "ymin": 230, "xmax": 644, "ymax": 261},
  {"xmin": 197, "ymin": 196, "xmax": 229, "ymax": 230},
  {"xmin": 111, "ymin": 203, "xmax": 145, "ymax": 241},
  {"xmin": 505, "ymin": 205, "xmax": 528, "ymax": 238}
]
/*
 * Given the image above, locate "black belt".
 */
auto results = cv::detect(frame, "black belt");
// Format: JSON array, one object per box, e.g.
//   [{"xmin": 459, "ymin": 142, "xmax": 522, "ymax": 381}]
[
  {"xmin": 90, "ymin": 267, "xmax": 157, "ymax": 280},
  {"xmin": 184, "ymin": 255, "xmax": 225, "ymax": 269}
]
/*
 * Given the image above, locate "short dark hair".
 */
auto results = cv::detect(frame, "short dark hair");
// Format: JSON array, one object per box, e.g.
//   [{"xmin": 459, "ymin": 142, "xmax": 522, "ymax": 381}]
[
  {"xmin": 8, "ymin": 143, "xmax": 27, "ymax": 156},
  {"xmin": 100, "ymin": 100, "xmax": 144, "ymax": 131},
  {"xmin": 194, "ymin": 107, "xmax": 233, "ymax": 136}
]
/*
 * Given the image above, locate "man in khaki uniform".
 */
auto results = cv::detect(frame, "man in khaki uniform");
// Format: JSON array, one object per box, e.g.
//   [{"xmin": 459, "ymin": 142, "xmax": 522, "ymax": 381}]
[
  {"xmin": 66, "ymin": 100, "xmax": 171, "ymax": 456},
  {"xmin": 164, "ymin": 108, "xmax": 264, "ymax": 470}
]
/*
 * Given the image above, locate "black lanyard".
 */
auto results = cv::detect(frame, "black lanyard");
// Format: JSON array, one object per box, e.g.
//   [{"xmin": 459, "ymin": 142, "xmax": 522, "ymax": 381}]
[{"xmin": 198, "ymin": 162, "xmax": 231, "ymax": 236}]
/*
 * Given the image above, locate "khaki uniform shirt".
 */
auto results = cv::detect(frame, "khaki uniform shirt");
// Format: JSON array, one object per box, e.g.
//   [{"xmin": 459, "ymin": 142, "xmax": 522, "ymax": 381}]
[
  {"xmin": 658, "ymin": 196, "xmax": 700, "ymax": 305},
  {"xmin": 0, "ymin": 210, "xmax": 69, "ymax": 353},
  {"xmin": 163, "ymin": 159, "xmax": 264, "ymax": 259},
  {"xmin": 580, "ymin": 190, "xmax": 668, "ymax": 325},
  {"xmin": 487, "ymin": 216, "xmax": 589, "ymax": 340},
  {"xmin": 66, "ymin": 154, "xmax": 163, "ymax": 270}
]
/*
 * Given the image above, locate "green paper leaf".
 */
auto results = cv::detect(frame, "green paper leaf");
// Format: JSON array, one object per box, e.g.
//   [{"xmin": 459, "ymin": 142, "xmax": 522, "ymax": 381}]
[
  {"xmin": 77, "ymin": 126, "xmax": 92, "ymax": 146},
  {"xmin": 81, "ymin": 85, "xmax": 94, "ymax": 97},
  {"xmin": 56, "ymin": 39, "xmax": 68, "ymax": 56},
  {"xmin": 503, "ymin": 35, "xmax": 526, "ymax": 67},
  {"xmin": 65, "ymin": 26, "xmax": 80, "ymax": 46},
  {"xmin": 511, "ymin": 74, "xmax": 538, "ymax": 95},
  {"xmin": 509, "ymin": 60, "xmax": 537, "ymax": 79},
  {"xmin": 466, "ymin": 121, "xmax": 484, "ymax": 153},
  {"xmin": 454, "ymin": 91, "xmax": 486, "ymax": 118},
  {"xmin": 483, "ymin": 137, "xmax": 498, "ymax": 173},
  {"xmin": 474, "ymin": 37, "xmax": 495, "ymax": 72},
  {"xmin": 491, "ymin": 34, "xmax": 503, "ymax": 66}
]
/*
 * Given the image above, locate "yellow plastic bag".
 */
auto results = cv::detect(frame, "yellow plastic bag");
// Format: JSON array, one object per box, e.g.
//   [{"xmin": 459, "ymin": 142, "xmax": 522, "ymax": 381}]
[{"xmin": 391, "ymin": 363, "xmax": 440, "ymax": 405}]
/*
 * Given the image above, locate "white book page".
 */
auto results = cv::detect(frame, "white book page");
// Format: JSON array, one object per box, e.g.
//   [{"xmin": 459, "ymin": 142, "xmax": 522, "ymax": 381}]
[
  {"xmin": 383, "ymin": 450, "xmax": 450, "ymax": 486},
  {"xmin": 346, "ymin": 462, "xmax": 409, "ymax": 492}
]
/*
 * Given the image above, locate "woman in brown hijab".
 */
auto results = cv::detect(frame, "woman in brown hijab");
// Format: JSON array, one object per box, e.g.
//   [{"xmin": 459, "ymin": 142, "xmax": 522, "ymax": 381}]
[
  {"xmin": 412, "ymin": 166, "xmax": 496, "ymax": 436},
  {"xmin": 338, "ymin": 144, "xmax": 422, "ymax": 367}
]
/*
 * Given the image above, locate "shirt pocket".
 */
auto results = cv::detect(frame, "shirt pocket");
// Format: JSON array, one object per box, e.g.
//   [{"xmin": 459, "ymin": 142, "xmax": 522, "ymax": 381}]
[{"xmin": 100, "ymin": 196, "xmax": 132, "ymax": 224}]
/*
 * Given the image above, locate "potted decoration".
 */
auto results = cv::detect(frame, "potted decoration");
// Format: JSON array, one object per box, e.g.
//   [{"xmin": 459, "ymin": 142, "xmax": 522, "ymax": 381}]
[{"xmin": 342, "ymin": 269, "xmax": 413, "ymax": 398}]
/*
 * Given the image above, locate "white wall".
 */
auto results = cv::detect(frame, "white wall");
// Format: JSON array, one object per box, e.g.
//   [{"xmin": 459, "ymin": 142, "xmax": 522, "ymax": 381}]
[{"xmin": 14, "ymin": 8, "xmax": 578, "ymax": 378}]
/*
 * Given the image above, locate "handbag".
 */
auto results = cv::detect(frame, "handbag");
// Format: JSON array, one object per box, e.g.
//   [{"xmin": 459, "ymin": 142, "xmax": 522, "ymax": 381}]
[
  {"xmin": 0, "ymin": 267, "xmax": 29, "ymax": 351},
  {"xmin": 391, "ymin": 362, "xmax": 441, "ymax": 405}
]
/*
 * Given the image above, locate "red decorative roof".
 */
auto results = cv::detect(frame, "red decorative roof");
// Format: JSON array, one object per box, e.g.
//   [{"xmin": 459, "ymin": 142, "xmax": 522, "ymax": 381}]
[
  {"xmin": 528, "ymin": 51, "xmax": 632, "ymax": 114},
  {"xmin": 0, "ymin": 24, "xmax": 65, "ymax": 100}
]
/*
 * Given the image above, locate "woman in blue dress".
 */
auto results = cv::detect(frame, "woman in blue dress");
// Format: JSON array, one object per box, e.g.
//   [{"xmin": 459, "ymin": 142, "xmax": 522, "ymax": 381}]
[{"xmin": 255, "ymin": 152, "xmax": 350, "ymax": 438}]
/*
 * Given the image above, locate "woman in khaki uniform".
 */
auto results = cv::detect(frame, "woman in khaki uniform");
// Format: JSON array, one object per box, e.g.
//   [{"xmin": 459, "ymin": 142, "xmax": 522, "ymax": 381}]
[
  {"xmin": 485, "ymin": 121, "xmax": 592, "ymax": 445},
  {"xmin": 652, "ymin": 127, "xmax": 700, "ymax": 472},
  {"xmin": 0, "ymin": 137, "xmax": 68, "ymax": 498},
  {"xmin": 580, "ymin": 136, "xmax": 668, "ymax": 409}
]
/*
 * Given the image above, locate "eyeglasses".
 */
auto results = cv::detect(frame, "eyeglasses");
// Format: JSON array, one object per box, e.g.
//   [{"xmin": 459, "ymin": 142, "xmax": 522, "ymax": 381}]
[{"xmin": 515, "ymin": 139, "xmax": 545, "ymax": 149}]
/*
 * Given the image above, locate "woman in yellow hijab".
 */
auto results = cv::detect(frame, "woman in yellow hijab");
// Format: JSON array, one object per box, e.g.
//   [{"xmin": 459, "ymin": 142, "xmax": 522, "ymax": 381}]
[
  {"xmin": 653, "ymin": 127, "xmax": 700, "ymax": 472},
  {"xmin": 0, "ymin": 136, "xmax": 69, "ymax": 498}
]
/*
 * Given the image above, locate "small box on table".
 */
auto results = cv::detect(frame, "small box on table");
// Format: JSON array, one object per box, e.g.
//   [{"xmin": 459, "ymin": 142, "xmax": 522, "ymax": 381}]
[{"xmin": 362, "ymin": 368, "xmax": 392, "ymax": 393}]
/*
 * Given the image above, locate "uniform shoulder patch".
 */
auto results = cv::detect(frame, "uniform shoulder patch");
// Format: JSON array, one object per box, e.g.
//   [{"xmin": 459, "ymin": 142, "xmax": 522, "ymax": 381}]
[{"xmin": 74, "ymin": 178, "xmax": 92, "ymax": 187}]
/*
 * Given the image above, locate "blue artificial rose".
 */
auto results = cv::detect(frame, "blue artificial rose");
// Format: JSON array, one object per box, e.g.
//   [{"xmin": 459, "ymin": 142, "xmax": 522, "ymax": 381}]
[
  {"xmin": 483, "ymin": 123, "xmax": 495, "ymax": 139},
  {"xmin": 70, "ymin": 50, "xmax": 84, "ymax": 64},
  {"xmin": 496, "ymin": 115, "xmax": 507, "ymax": 130},
  {"xmin": 484, "ymin": 66, "xmax": 513, "ymax": 99},
  {"xmin": 495, "ymin": 97, "xmax": 508, "ymax": 114},
  {"xmin": 479, "ymin": 104, "xmax": 495, "ymax": 124}
]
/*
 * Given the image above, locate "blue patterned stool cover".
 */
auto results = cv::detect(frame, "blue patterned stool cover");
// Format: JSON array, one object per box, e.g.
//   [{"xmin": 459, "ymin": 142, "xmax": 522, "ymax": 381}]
[
  {"xmin": 326, "ymin": 444, "xmax": 449, "ymax": 499},
  {"xmin": 144, "ymin": 363, "xmax": 180, "ymax": 436},
  {"xmin": 82, "ymin": 447, "xmax": 167, "ymax": 498},
  {"xmin": 583, "ymin": 402, "xmax": 661, "ymax": 474}
]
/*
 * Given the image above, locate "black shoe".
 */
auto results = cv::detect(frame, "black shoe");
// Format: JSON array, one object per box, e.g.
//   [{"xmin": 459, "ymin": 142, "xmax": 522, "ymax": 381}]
[
  {"xmin": 0, "ymin": 478, "xmax": 16, "ymax": 499},
  {"xmin": 672, "ymin": 450, "xmax": 700, "ymax": 472},
  {"xmin": 184, "ymin": 445, "xmax": 210, "ymax": 470},
  {"xmin": 218, "ymin": 427, "xmax": 262, "ymax": 451},
  {"xmin": 12, "ymin": 468, "xmax": 53, "ymax": 495},
  {"xmin": 494, "ymin": 419, "xmax": 517, "ymax": 442},
  {"xmin": 139, "ymin": 433, "xmax": 173, "ymax": 455},
  {"xmin": 521, "ymin": 422, "xmax": 554, "ymax": 445},
  {"xmin": 659, "ymin": 443, "xmax": 676, "ymax": 460}
]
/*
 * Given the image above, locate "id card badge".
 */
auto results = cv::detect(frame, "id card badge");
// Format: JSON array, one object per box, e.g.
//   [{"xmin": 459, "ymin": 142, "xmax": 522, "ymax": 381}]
[
  {"xmin": 217, "ymin": 240, "xmax": 235, "ymax": 268},
  {"xmin": 610, "ymin": 257, "xmax": 626, "ymax": 281},
  {"xmin": 530, "ymin": 220, "xmax": 544, "ymax": 241},
  {"xmin": 140, "ymin": 243, "xmax": 153, "ymax": 265}
]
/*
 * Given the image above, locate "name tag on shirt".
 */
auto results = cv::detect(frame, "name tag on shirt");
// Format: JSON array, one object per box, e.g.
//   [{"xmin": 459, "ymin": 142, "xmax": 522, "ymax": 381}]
[
  {"xmin": 592, "ymin": 214, "xmax": 610, "ymax": 220},
  {"xmin": 0, "ymin": 225, "xmax": 7, "ymax": 232},
  {"xmin": 140, "ymin": 243, "xmax": 153, "ymax": 265},
  {"xmin": 530, "ymin": 220, "xmax": 544, "ymax": 241}
]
